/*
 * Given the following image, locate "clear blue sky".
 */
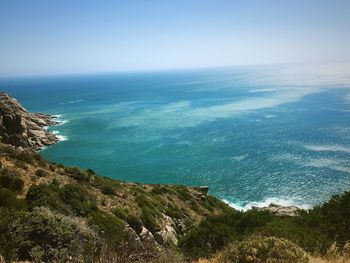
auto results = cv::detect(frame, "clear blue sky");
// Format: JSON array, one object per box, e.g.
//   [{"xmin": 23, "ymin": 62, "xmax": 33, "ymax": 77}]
[{"xmin": 1, "ymin": 0, "xmax": 350, "ymax": 76}]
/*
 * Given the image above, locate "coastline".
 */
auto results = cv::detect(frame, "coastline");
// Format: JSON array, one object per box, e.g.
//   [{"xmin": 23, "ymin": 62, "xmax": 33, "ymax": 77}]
[{"xmin": 0, "ymin": 92, "xmax": 61, "ymax": 151}]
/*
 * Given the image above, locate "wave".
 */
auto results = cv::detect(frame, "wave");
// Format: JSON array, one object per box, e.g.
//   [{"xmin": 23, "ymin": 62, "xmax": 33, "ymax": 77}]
[
  {"xmin": 249, "ymin": 88, "xmax": 277, "ymax": 93},
  {"xmin": 306, "ymin": 157, "xmax": 350, "ymax": 174},
  {"xmin": 60, "ymin": 99, "xmax": 84, "ymax": 105},
  {"xmin": 52, "ymin": 130, "xmax": 68, "ymax": 142},
  {"xmin": 223, "ymin": 197, "xmax": 312, "ymax": 212},
  {"xmin": 52, "ymin": 114, "xmax": 69, "ymax": 126},
  {"xmin": 305, "ymin": 144, "xmax": 350, "ymax": 154}
]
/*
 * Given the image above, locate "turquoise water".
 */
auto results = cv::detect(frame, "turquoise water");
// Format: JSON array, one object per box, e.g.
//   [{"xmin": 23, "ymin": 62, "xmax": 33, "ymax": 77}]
[{"xmin": 1, "ymin": 64, "xmax": 350, "ymax": 209}]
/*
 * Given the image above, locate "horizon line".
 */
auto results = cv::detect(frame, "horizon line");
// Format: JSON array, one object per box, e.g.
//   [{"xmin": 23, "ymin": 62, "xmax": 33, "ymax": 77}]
[{"xmin": 1, "ymin": 59, "xmax": 349, "ymax": 79}]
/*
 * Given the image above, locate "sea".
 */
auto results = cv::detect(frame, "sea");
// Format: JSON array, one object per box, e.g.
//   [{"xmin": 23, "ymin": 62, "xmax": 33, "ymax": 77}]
[{"xmin": 1, "ymin": 63, "xmax": 350, "ymax": 210}]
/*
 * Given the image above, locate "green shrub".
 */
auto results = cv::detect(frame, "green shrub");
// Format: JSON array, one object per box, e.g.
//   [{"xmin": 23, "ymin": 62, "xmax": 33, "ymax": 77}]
[
  {"xmin": 101, "ymin": 185, "xmax": 115, "ymax": 195},
  {"xmin": 25, "ymin": 183, "xmax": 96, "ymax": 216},
  {"xmin": 12, "ymin": 177, "xmax": 24, "ymax": 190},
  {"xmin": 304, "ymin": 191, "xmax": 350, "ymax": 245},
  {"xmin": 0, "ymin": 208, "xmax": 25, "ymax": 262},
  {"xmin": 0, "ymin": 188, "xmax": 26, "ymax": 210},
  {"xmin": 18, "ymin": 207, "xmax": 100, "ymax": 262},
  {"xmin": 175, "ymin": 186, "xmax": 191, "ymax": 201},
  {"xmin": 64, "ymin": 166, "xmax": 91, "ymax": 182},
  {"xmin": 136, "ymin": 193, "xmax": 164, "ymax": 233},
  {"xmin": 92, "ymin": 175, "xmax": 120, "ymax": 194},
  {"xmin": 25, "ymin": 183, "xmax": 67, "ymax": 213},
  {"xmin": 152, "ymin": 185, "xmax": 171, "ymax": 195},
  {"xmin": 0, "ymin": 167, "xmax": 24, "ymax": 191},
  {"xmin": 126, "ymin": 215, "xmax": 143, "ymax": 234},
  {"xmin": 179, "ymin": 211, "xmax": 239, "ymax": 258},
  {"xmin": 151, "ymin": 249, "xmax": 185, "ymax": 263},
  {"xmin": 86, "ymin": 168, "xmax": 96, "ymax": 175},
  {"xmin": 257, "ymin": 218, "xmax": 329, "ymax": 253},
  {"xmin": 212, "ymin": 236, "xmax": 309, "ymax": 263},
  {"xmin": 88, "ymin": 211, "xmax": 126, "ymax": 244},
  {"xmin": 60, "ymin": 184, "xmax": 97, "ymax": 216},
  {"xmin": 15, "ymin": 151, "xmax": 35, "ymax": 164},
  {"xmin": 112, "ymin": 207, "xmax": 129, "ymax": 220},
  {"xmin": 35, "ymin": 168, "xmax": 49, "ymax": 177}
]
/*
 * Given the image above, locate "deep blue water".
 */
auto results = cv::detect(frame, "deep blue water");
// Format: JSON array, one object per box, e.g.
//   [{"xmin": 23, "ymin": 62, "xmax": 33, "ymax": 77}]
[{"xmin": 1, "ymin": 64, "xmax": 350, "ymax": 209}]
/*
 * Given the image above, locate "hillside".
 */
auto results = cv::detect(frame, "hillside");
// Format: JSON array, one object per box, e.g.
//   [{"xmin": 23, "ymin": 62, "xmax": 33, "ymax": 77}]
[{"xmin": 0, "ymin": 92, "xmax": 350, "ymax": 263}]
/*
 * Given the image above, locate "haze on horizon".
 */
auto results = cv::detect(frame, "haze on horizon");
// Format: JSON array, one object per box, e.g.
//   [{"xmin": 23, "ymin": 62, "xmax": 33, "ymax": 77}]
[{"xmin": 0, "ymin": 0, "xmax": 350, "ymax": 77}]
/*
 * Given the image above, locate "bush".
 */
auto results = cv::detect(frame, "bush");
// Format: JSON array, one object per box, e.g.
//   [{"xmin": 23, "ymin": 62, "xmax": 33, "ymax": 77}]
[
  {"xmin": 18, "ymin": 207, "xmax": 100, "ymax": 262},
  {"xmin": 25, "ymin": 183, "xmax": 68, "ymax": 214},
  {"xmin": 101, "ymin": 185, "xmax": 115, "ymax": 195},
  {"xmin": 211, "ymin": 236, "xmax": 309, "ymax": 263},
  {"xmin": 126, "ymin": 215, "xmax": 143, "ymax": 234},
  {"xmin": 179, "ymin": 211, "xmax": 239, "ymax": 258},
  {"xmin": 112, "ymin": 207, "xmax": 129, "ymax": 220},
  {"xmin": 257, "ymin": 218, "xmax": 329, "ymax": 253},
  {"xmin": 0, "ymin": 208, "xmax": 25, "ymax": 262},
  {"xmin": 304, "ymin": 191, "xmax": 350, "ymax": 246},
  {"xmin": 92, "ymin": 175, "xmax": 120, "ymax": 194},
  {"xmin": 175, "ymin": 186, "xmax": 192, "ymax": 201},
  {"xmin": 152, "ymin": 185, "xmax": 171, "ymax": 195},
  {"xmin": 35, "ymin": 168, "xmax": 49, "ymax": 177},
  {"xmin": 0, "ymin": 188, "xmax": 26, "ymax": 210},
  {"xmin": 151, "ymin": 249, "xmax": 185, "ymax": 263},
  {"xmin": 136, "ymin": 193, "xmax": 165, "ymax": 233},
  {"xmin": 88, "ymin": 211, "xmax": 126, "ymax": 244},
  {"xmin": 25, "ymin": 183, "xmax": 97, "ymax": 216},
  {"xmin": 64, "ymin": 166, "xmax": 91, "ymax": 182},
  {"xmin": 0, "ymin": 167, "xmax": 24, "ymax": 191},
  {"xmin": 60, "ymin": 184, "xmax": 97, "ymax": 216}
]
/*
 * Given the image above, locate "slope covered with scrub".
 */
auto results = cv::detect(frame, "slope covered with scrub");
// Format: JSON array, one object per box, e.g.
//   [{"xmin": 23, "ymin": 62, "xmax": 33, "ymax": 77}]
[{"xmin": 0, "ymin": 142, "xmax": 230, "ymax": 262}]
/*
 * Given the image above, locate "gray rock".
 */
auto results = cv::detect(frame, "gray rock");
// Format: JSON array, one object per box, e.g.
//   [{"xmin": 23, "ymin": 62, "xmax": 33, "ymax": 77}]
[{"xmin": 0, "ymin": 92, "xmax": 60, "ymax": 151}]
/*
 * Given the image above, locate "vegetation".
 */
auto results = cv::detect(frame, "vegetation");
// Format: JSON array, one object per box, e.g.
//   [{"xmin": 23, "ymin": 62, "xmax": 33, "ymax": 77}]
[
  {"xmin": 179, "ymin": 192, "xmax": 350, "ymax": 260},
  {"xmin": 210, "ymin": 236, "xmax": 309, "ymax": 263},
  {"xmin": 0, "ymin": 167, "xmax": 24, "ymax": 191},
  {"xmin": 0, "ymin": 143, "xmax": 349, "ymax": 262}
]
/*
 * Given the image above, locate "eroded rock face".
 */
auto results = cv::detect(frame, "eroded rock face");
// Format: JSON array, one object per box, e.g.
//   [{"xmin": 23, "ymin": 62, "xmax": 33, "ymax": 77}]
[
  {"xmin": 154, "ymin": 214, "xmax": 179, "ymax": 245},
  {"xmin": 0, "ymin": 92, "xmax": 59, "ymax": 151}
]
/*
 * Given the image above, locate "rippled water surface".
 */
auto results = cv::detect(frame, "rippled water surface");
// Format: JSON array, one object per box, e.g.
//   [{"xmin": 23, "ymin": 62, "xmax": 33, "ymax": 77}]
[{"xmin": 1, "ymin": 63, "xmax": 350, "ymax": 209}]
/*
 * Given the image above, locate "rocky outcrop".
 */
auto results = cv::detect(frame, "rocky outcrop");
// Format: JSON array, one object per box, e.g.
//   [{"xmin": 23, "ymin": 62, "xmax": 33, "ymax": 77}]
[
  {"xmin": 0, "ymin": 92, "xmax": 59, "ymax": 151},
  {"xmin": 258, "ymin": 203, "xmax": 301, "ymax": 217},
  {"xmin": 154, "ymin": 214, "xmax": 179, "ymax": 245}
]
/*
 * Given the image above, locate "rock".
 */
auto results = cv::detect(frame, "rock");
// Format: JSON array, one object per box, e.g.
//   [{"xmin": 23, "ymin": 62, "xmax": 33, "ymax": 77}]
[
  {"xmin": 155, "ymin": 214, "xmax": 178, "ymax": 245},
  {"xmin": 262, "ymin": 203, "xmax": 301, "ymax": 217},
  {"xmin": 196, "ymin": 186, "xmax": 209, "ymax": 194},
  {"xmin": 139, "ymin": 226, "xmax": 156, "ymax": 243},
  {"xmin": 0, "ymin": 92, "xmax": 59, "ymax": 151},
  {"xmin": 174, "ymin": 218, "xmax": 187, "ymax": 233},
  {"xmin": 125, "ymin": 225, "xmax": 142, "ymax": 249}
]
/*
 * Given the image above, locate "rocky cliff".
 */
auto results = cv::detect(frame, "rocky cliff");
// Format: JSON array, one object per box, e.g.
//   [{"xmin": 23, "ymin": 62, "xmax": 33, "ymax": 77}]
[{"xmin": 0, "ymin": 92, "xmax": 59, "ymax": 151}]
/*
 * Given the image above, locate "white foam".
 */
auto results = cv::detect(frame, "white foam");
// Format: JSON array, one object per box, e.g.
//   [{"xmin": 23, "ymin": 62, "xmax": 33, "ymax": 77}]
[
  {"xmin": 230, "ymin": 154, "xmax": 248, "ymax": 161},
  {"xmin": 306, "ymin": 157, "xmax": 350, "ymax": 173},
  {"xmin": 305, "ymin": 144, "xmax": 350, "ymax": 154},
  {"xmin": 51, "ymin": 130, "xmax": 68, "ymax": 142},
  {"xmin": 60, "ymin": 99, "xmax": 84, "ymax": 105},
  {"xmin": 249, "ymin": 88, "xmax": 277, "ymax": 93},
  {"xmin": 56, "ymin": 119, "xmax": 69, "ymax": 125},
  {"xmin": 52, "ymin": 114, "xmax": 69, "ymax": 126},
  {"xmin": 223, "ymin": 197, "xmax": 312, "ymax": 212}
]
